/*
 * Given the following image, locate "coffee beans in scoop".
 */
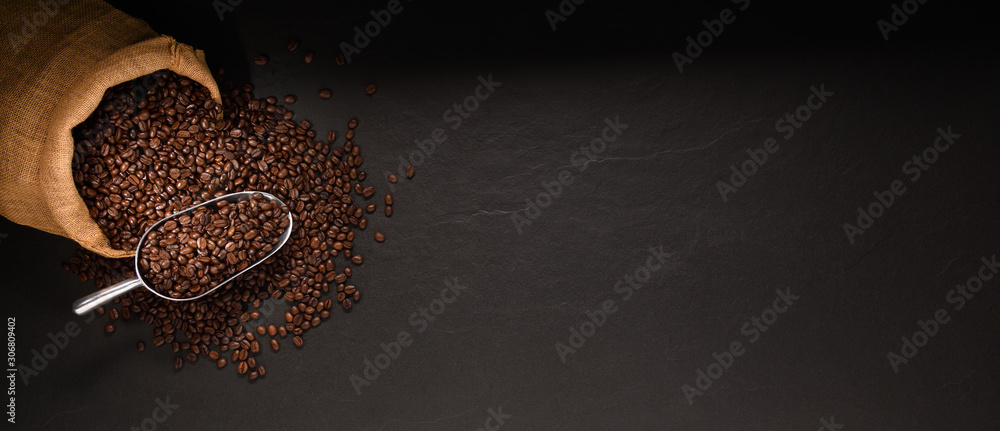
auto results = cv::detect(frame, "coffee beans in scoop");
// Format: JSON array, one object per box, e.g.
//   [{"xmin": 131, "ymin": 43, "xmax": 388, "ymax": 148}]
[{"xmin": 138, "ymin": 193, "xmax": 289, "ymax": 299}]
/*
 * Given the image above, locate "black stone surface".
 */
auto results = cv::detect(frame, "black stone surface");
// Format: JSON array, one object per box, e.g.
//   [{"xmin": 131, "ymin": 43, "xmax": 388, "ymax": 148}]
[{"xmin": 2, "ymin": 1, "xmax": 998, "ymax": 430}]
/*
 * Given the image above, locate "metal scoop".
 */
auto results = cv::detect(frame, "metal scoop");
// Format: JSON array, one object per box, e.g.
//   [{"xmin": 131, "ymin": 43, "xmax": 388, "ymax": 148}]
[{"xmin": 72, "ymin": 191, "xmax": 293, "ymax": 316}]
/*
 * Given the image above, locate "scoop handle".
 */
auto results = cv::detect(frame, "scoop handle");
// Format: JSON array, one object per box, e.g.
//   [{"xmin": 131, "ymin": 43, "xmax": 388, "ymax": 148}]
[{"xmin": 73, "ymin": 278, "xmax": 144, "ymax": 316}]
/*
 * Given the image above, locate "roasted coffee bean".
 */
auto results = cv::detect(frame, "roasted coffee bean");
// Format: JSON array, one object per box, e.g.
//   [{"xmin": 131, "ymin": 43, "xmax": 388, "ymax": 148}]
[
  {"xmin": 348, "ymin": 118, "xmax": 358, "ymax": 129},
  {"xmin": 173, "ymin": 357, "xmax": 183, "ymax": 370},
  {"xmin": 292, "ymin": 336, "xmax": 303, "ymax": 347},
  {"xmin": 217, "ymin": 358, "xmax": 227, "ymax": 368},
  {"xmin": 104, "ymin": 324, "xmax": 115, "ymax": 333},
  {"xmin": 270, "ymin": 339, "xmax": 280, "ymax": 351},
  {"xmin": 342, "ymin": 299, "xmax": 352, "ymax": 310},
  {"xmin": 253, "ymin": 55, "xmax": 268, "ymax": 65},
  {"xmin": 365, "ymin": 84, "xmax": 376, "ymax": 95},
  {"xmin": 318, "ymin": 88, "xmax": 332, "ymax": 99},
  {"xmin": 267, "ymin": 325, "xmax": 277, "ymax": 336},
  {"xmin": 384, "ymin": 194, "xmax": 393, "ymax": 205},
  {"xmin": 284, "ymin": 94, "xmax": 297, "ymax": 104},
  {"xmin": 384, "ymin": 205, "xmax": 393, "ymax": 217},
  {"xmin": 136, "ymin": 341, "xmax": 145, "ymax": 352},
  {"xmin": 237, "ymin": 361, "xmax": 249, "ymax": 375},
  {"xmin": 387, "ymin": 174, "xmax": 398, "ymax": 183},
  {"xmin": 374, "ymin": 232, "xmax": 385, "ymax": 242},
  {"xmin": 327, "ymin": 130, "xmax": 336, "ymax": 142},
  {"xmin": 67, "ymin": 70, "xmax": 389, "ymax": 381},
  {"xmin": 108, "ymin": 308, "xmax": 119, "ymax": 320},
  {"xmin": 257, "ymin": 365, "xmax": 266, "ymax": 376},
  {"xmin": 351, "ymin": 255, "xmax": 363, "ymax": 265},
  {"xmin": 365, "ymin": 203, "xmax": 376, "ymax": 213},
  {"xmin": 335, "ymin": 52, "xmax": 345, "ymax": 65},
  {"xmin": 304, "ymin": 50, "xmax": 314, "ymax": 63},
  {"xmin": 406, "ymin": 165, "xmax": 415, "ymax": 178},
  {"xmin": 249, "ymin": 371, "xmax": 259, "ymax": 380},
  {"xmin": 286, "ymin": 39, "xmax": 299, "ymax": 51}
]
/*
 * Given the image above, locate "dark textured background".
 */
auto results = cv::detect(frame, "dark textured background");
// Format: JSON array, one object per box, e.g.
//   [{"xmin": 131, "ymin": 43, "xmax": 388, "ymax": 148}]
[{"xmin": 2, "ymin": 1, "xmax": 999, "ymax": 430}]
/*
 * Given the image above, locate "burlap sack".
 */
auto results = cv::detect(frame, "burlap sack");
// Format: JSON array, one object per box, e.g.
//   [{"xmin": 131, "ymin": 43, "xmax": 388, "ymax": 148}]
[{"xmin": 0, "ymin": 0, "xmax": 222, "ymax": 258}]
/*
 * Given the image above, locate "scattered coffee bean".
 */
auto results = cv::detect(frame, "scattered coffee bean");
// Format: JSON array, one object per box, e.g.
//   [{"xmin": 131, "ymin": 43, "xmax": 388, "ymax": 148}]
[
  {"xmin": 335, "ymin": 52, "xmax": 345, "ymax": 65},
  {"xmin": 384, "ymin": 194, "xmax": 393, "ymax": 205},
  {"xmin": 384, "ymin": 205, "xmax": 393, "ymax": 217},
  {"xmin": 173, "ymin": 357, "xmax": 183, "ymax": 370},
  {"xmin": 292, "ymin": 336, "xmax": 303, "ymax": 347},
  {"xmin": 270, "ymin": 339, "xmax": 280, "ymax": 351},
  {"xmin": 365, "ymin": 84, "xmax": 376, "ymax": 95},
  {"xmin": 104, "ymin": 324, "xmax": 115, "ymax": 333},
  {"xmin": 217, "ymin": 358, "xmax": 227, "ymax": 368},
  {"xmin": 348, "ymin": 118, "xmax": 358, "ymax": 129},
  {"xmin": 327, "ymin": 130, "xmax": 336, "ymax": 142},
  {"xmin": 136, "ymin": 341, "xmax": 145, "ymax": 352},
  {"xmin": 286, "ymin": 39, "xmax": 299, "ymax": 51},
  {"xmin": 387, "ymin": 174, "xmax": 398, "ymax": 183},
  {"xmin": 237, "ymin": 361, "xmax": 248, "ymax": 375},
  {"xmin": 253, "ymin": 55, "xmax": 268, "ymax": 65},
  {"xmin": 318, "ymin": 88, "xmax": 332, "ymax": 99},
  {"xmin": 304, "ymin": 50, "xmax": 314, "ymax": 63},
  {"xmin": 249, "ymin": 371, "xmax": 259, "ymax": 380},
  {"xmin": 374, "ymin": 232, "xmax": 385, "ymax": 242},
  {"xmin": 284, "ymin": 94, "xmax": 296, "ymax": 104},
  {"xmin": 406, "ymin": 165, "xmax": 415, "ymax": 178}
]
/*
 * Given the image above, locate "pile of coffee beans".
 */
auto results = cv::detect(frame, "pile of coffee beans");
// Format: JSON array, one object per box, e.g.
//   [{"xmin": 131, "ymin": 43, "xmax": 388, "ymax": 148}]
[
  {"xmin": 65, "ymin": 69, "xmax": 402, "ymax": 380},
  {"xmin": 139, "ymin": 193, "xmax": 289, "ymax": 299}
]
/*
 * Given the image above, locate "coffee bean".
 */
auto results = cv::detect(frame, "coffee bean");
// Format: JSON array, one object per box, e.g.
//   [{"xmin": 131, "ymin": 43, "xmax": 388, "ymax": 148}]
[
  {"xmin": 249, "ymin": 371, "xmax": 259, "ymax": 380},
  {"xmin": 335, "ymin": 52, "xmax": 345, "ymax": 65},
  {"xmin": 173, "ymin": 357, "xmax": 183, "ymax": 370},
  {"xmin": 237, "ymin": 361, "xmax": 249, "ymax": 375},
  {"xmin": 384, "ymin": 205, "xmax": 392, "ymax": 217},
  {"xmin": 304, "ymin": 50, "xmax": 314, "ymax": 63},
  {"xmin": 365, "ymin": 84, "xmax": 376, "ymax": 95},
  {"xmin": 109, "ymin": 308, "xmax": 119, "ymax": 320},
  {"xmin": 318, "ymin": 88, "xmax": 332, "ymax": 99},
  {"xmin": 253, "ymin": 55, "xmax": 268, "ymax": 65},
  {"xmin": 387, "ymin": 174, "xmax": 398, "ymax": 183},
  {"xmin": 384, "ymin": 194, "xmax": 393, "ymax": 205},
  {"xmin": 351, "ymin": 255, "xmax": 363, "ymax": 265},
  {"xmin": 257, "ymin": 326, "xmax": 266, "ymax": 335},
  {"xmin": 342, "ymin": 299, "xmax": 352, "ymax": 310},
  {"xmin": 287, "ymin": 39, "xmax": 299, "ymax": 51},
  {"xmin": 365, "ymin": 203, "xmax": 376, "ymax": 213},
  {"xmin": 348, "ymin": 118, "xmax": 358, "ymax": 129},
  {"xmin": 267, "ymin": 325, "xmax": 277, "ymax": 336},
  {"xmin": 104, "ymin": 324, "xmax": 115, "ymax": 333},
  {"xmin": 374, "ymin": 232, "xmax": 386, "ymax": 242},
  {"xmin": 327, "ymin": 130, "xmax": 336, "ymax": 142},
  {"xmin": 136, "ymin": 341, "xmax": 145, "ymax": 352},
  {"xmin": 406, "ymin": 165, "xmax": 415, "ymax": 178},
  {"xmin": 67, "ymin": 70, "xmax": 388, "ymax": 379},
  {"xmin": 284, "ymin": 95, "xmax": 296, "ymax": 104},
  {"xmin": 217, "ymin": 358, "xmax": 227, "ymax": 368},
  {"xmin": 270, "ymin": 339, "xmax": 280, "ymax": 351},
  {"xmin": 292, "ymin": 336, "xmax": 303, "ymax": 347}
]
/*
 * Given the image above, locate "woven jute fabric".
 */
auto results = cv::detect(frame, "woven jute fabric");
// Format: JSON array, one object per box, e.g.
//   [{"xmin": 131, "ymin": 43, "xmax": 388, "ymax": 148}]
[{"xmin": 0, "ymin": 0, "xmax": 221, "ymax": 258}]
